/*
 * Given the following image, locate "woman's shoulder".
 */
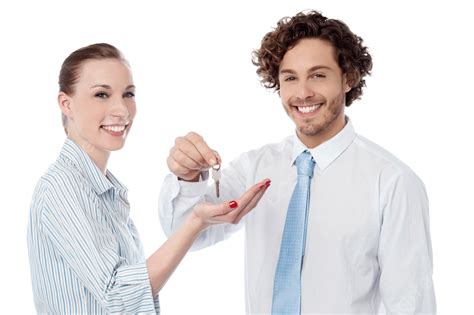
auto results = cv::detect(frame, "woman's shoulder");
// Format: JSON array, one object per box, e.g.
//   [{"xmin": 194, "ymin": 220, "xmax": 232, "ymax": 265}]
[
  {"xmin": 31, "ymin": 161, "xmax": 97, "ymax": 228},
  {"xmin": 41, "ymin": 159, "xmax": 84, "ymax": 190},
  {"xmin": 33, "ymin": 159, "xmax": 92, "ymax": 209}
]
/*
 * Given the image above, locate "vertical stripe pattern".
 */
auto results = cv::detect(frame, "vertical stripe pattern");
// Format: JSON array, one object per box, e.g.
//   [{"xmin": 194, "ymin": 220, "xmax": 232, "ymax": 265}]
[{"xmin": 27, "ymin": 139, "xmax": 159, "ymax": 314}]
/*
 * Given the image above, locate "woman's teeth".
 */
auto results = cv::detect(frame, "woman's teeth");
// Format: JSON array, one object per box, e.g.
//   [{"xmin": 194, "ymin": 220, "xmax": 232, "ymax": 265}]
[{"xmin": 102, "ymin": 125, "xmax": 126, "ymax": 132}]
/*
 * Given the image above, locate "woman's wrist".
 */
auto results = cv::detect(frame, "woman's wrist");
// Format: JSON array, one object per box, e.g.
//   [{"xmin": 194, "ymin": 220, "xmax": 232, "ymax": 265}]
[{"xmin": 185, "ymin": 211, "xmax": 209, "ymax": 234}]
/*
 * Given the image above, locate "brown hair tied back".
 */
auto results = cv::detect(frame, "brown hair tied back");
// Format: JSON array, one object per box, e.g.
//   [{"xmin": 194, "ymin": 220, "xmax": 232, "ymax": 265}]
[{"xmin": 58, "ymin": 43, "xmax": 126, "ymax": 134}]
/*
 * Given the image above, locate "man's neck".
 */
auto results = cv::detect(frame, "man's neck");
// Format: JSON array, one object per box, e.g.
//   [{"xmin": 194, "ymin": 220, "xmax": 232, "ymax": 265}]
[{"xmin": 297, "ymin": 115, "xmax": 347, "ymax": 148}]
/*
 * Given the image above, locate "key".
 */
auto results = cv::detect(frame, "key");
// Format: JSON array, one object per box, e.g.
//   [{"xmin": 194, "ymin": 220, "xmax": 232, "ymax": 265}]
[{"xmin": 211, "ymin": 164, "xmax": 221, "ymax": 198}]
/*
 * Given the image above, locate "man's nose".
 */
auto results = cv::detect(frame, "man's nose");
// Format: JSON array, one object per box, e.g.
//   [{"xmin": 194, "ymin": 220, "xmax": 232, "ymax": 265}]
[{"xmin": 297, "ymin": 80, "xmax": 315, "ymax": 100}]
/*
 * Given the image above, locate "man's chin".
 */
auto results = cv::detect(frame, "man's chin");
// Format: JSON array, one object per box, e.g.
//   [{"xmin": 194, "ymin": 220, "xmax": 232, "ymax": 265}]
[{"xmin": 298, "ymin": 124, "xmax": 324, "ymax": 137}]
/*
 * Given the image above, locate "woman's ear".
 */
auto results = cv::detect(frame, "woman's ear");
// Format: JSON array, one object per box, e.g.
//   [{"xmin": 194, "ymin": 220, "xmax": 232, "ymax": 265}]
[{"xmin": 58, "ymin": 92, "xmax": 73, "ymax": 119}]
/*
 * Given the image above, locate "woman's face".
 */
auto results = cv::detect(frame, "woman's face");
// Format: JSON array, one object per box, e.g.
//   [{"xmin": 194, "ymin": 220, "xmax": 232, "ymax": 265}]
[{"xmin": 60, "ymin": 58, "xmax": 136, "ymax": 157}]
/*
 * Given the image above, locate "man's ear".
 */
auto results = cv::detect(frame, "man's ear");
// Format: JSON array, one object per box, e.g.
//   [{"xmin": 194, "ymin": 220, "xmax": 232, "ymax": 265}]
[
  {"xmin": 58, "ymin": 92, "xmax": 73, "ymax": 119},
  {"xmin": 343, "ymin": 73, "xmax": 353, "ymax": 94}
]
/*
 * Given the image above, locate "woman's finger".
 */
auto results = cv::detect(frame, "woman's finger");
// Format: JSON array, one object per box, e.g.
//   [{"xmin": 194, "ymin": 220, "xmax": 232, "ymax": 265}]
[{"xmin": 233, "ymin": 182, "xmax": 271, "ymax": 223}]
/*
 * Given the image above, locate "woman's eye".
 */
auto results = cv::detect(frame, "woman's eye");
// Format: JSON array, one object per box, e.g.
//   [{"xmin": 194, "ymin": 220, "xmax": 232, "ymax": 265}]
[
  {"xmin": 284, "ymin": 76, "xmax": 296, "ymax": 82},
  {"xmin": 124, "ymin": 91, "xmax": 135, "ymax": 98},
  {"xmin": 95, "ymin": 92, "xmax": 108, "ymax": 98}
]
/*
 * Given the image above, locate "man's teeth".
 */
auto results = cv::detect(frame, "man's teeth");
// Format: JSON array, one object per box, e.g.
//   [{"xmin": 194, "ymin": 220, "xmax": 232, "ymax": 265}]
[
  {"xmin": 297, "ymin": 104, "xmax": 321, "ymax": 113},
  {"xmin": 102, "ymin": 125, "xmax": 126, "ymax": 132}
]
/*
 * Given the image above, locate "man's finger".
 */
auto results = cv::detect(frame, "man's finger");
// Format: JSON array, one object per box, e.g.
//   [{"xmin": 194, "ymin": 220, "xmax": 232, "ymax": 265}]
[
  {"xmin": 186, "ymin": 132, "xmax": 219, "ymax": 166},
  {"xmin": 173, "ymin": 148, "xmax": 204, "ymax": 170},
  {"xmin": 174, "ymin": 136, "xmax": 208, "ymax": 167},
  {"xmin": 167, "ymin": 155, "xmax": 200, "ymax": 180}
]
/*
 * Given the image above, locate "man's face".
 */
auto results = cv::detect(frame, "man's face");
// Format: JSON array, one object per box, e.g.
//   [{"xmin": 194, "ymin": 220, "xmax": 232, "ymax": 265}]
[{"xmin": 279, "ymin": 38, "xmax": 351, "ymax": 148}]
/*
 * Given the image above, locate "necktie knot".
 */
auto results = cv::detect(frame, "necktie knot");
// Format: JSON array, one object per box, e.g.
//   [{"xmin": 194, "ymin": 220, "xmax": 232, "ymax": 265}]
[{"xmin": 295, "ymin": 151, "xmax": 315, "ymax": 178}]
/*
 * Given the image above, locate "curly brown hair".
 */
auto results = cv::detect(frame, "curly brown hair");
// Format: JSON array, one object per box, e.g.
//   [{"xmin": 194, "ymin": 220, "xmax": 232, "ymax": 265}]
[{"xmin": 252, "ymin": 10, "xmax": 372, "ymax": 106}]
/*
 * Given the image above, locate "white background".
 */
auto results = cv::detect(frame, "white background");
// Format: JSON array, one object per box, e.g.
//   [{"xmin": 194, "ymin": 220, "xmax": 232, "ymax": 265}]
[{"xmin": 1, "ymin": 0, "xmax": 473, "ymax": 313}]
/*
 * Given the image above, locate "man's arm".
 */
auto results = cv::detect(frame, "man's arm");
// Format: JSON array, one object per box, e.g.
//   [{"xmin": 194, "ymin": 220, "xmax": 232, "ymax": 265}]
[
  {"xmin": 158, "ymin": 151, "xmax": 254, "ymax": 250},
  {"xmin": 378, "ymin": 168, "xmax": 436, "ymax": 313}
]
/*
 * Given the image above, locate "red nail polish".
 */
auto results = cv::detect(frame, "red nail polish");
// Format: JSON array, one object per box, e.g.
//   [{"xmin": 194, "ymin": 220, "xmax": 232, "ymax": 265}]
[
  {"xmin": 265, "ymin": 181, "xmax": 271, "ymax": 187},
  {"xmin": 229, "ymin": 200, "xmax": 238, "ymax": 209}
]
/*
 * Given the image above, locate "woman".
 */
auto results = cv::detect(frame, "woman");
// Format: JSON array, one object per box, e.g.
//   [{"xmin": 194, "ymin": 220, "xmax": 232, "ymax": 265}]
[{"xmin": 27, "ymin": 43, "xmax": 270, "ymax": 314}]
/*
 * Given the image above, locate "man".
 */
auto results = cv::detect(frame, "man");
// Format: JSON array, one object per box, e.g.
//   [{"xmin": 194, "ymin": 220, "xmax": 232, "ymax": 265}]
[{"xmin": 158, "ymin": 10, "xmax": 436, "ymax": 314}]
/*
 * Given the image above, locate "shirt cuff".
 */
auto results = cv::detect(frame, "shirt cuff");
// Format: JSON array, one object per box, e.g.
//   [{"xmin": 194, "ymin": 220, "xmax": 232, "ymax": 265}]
[
  {"xmin": 178, "ymin": 172, "xmax": 209, "ymax": 197},
  {"xmin": 109, "ymin": 262, "xmax": 158, "ymax": 313}
]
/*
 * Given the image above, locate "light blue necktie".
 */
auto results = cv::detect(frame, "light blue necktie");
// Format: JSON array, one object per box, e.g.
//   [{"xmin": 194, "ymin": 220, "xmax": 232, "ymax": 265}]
[{"xmin": 272, "ymin": 150, "xmax": 315, "ymax": 315}]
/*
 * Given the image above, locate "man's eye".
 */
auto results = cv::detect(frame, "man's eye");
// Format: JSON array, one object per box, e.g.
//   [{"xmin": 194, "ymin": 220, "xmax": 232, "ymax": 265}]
[
  {"xmin": 124, "ymin": 91, "xmax": 135, "ymax": 98},
  {"xmin": 95, "ymin": 92, "xmax": 108, "ymax": 98},
  {"xmin": 284, "ymin": 76, "xmax": 296, "ymax": 82},
  {"xmin": 312, "ymin": 73, "xmax": 326, "ymax": 79}
]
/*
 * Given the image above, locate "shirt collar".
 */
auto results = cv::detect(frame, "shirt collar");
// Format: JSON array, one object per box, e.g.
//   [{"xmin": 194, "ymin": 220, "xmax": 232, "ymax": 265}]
[
  {"xmin": 59, "ymin": 138, "xmax": 126, "ymax": 195},
  {"xmin": 291, "ymin": 116, "xmax": 356, "ymax": 171}
]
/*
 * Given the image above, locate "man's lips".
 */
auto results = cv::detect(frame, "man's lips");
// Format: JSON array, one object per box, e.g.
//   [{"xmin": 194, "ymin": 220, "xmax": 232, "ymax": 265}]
[{"xmin": 292, "ymin": 102, "xmax": 324, "ymax": 114}]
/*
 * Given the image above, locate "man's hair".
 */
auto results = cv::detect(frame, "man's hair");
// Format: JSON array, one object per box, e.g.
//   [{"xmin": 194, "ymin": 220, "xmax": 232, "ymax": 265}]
[{"xmin": 252, "ymin": 10, "xmax": 372, "ymax": 106}]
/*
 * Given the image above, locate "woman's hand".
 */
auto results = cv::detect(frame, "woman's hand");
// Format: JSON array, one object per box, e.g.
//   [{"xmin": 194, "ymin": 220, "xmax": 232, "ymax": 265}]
[
  {"xmin": 148, "ymin": 178, "xmax": 271, "ymax": 295},
  {"xmin": 189, "ymin": 178, "xmax": 271, "ymax": 230}
]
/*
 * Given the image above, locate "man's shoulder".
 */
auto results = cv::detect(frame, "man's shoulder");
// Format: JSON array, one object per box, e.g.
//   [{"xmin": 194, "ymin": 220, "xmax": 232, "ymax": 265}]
[
  {"xmin": 352, "ymin": 134, "xmax": 423, "ymax": 182},
  {"xmin": 237, "ymin": 135, "xmax": 293, "ymax": 160}
]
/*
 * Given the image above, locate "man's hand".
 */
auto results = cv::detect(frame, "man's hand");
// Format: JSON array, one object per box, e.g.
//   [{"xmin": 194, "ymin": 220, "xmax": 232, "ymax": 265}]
[{"xmin": 167, "ymin": 132, "xmax": 220, "ymax": 181}]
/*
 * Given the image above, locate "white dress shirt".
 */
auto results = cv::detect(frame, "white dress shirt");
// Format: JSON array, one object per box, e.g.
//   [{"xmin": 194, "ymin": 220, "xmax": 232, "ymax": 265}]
[{"xmin": 158, "ymin": 118, "xmax": 436, "ymax": 314}]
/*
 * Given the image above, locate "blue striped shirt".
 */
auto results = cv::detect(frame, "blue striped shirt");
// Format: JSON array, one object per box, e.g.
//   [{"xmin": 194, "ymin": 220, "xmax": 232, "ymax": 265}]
[{"xmin": 27, "ymin": 139, "xmax": 160, "ymax": 314}]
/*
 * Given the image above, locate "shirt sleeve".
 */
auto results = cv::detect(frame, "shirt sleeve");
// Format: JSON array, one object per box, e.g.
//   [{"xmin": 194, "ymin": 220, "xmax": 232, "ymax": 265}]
[
  {"xmin": 378, "ymin": 168, "xmax": 436, "ymax": 314},
  {"xmin": 158, "ymin": 154, "xmax": 250, "ymax": 250},
  {"xmin": 39, "ymin": 181, "xmax": 157, "ymax": 313}
]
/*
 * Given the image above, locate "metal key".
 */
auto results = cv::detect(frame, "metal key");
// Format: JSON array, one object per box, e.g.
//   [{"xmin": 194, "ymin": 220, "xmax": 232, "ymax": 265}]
[{"xmin": 211, "ymin": 164, "xmax": 221, "ymax": 198}]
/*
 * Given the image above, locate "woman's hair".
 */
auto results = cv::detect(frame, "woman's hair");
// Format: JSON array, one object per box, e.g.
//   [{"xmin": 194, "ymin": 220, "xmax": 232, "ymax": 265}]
[
  {"xmin": 252, "ymin": 10, "xmax": 372, "ymax": 106},
  {"xmin": 58, "ymin": 43, "xmax": 126, "ymax": 134}
]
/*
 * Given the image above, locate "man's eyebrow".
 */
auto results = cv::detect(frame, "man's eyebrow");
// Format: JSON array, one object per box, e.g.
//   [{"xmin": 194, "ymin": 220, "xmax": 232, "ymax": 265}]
[
  {"xmin": 307, "ymin": 65, "xmax": 332, "ymax": 73},
  {"xmin": 279, "ymin": 69, "xmax": 296, "ymax": 75},
  {"xmin": 279, "ymin": 65, "xmax": 333, "ymax": 75}
]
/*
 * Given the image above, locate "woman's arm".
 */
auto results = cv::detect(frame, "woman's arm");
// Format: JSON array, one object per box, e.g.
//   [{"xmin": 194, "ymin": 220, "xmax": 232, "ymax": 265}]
[{"xmin": 148, "ymin": 178, "xmax": 270, "ymax": 295}]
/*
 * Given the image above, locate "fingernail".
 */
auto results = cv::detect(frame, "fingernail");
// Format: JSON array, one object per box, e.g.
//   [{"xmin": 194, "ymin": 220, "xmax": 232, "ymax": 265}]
[
  {"xmin": 210, "ymin": 158, "xmax": 216, "ymax": 166},
  {"xmin": 262, "ymin": 179, "xmax": 271, "ymax": 188},
  {"xmin": 258, "ymin": 183, "xmax": 266, "ymax": 189},
  {"xmin": 229, "ymin": 200, "xmax": 238, "ymax": 209}
]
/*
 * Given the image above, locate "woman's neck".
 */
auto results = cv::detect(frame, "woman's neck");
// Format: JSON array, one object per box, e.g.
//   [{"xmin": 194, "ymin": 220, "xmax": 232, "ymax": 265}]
[{"xmin": 68, "ymin": 136, "xmax": 110, "ymax": 175}]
